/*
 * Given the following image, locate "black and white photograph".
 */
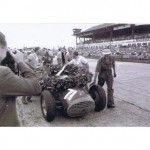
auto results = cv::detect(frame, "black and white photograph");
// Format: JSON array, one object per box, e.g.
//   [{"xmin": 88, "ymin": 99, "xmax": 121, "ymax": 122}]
[
  {"xmin": 0, "ymin": 23, "xmax": 150, "ymax": 127},
  {"xmin": 0, "ymin": 0, "xmax": 150, "ymax": 150}
]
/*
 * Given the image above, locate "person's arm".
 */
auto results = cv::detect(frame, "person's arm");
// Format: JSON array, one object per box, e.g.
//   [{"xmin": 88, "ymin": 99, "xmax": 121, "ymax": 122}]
[
  {"xmin": 92, "ymin": 59, "xmax": 101, "ymax": 84},
  {"xmin": 112, "ymin": 57, "xmax": 116, "ymax": 77},
  {"xmin": 0, "ymin": 50, "xmax": 41, "ymax": 96},
  {"xmin": 56, "ymin": 59, "xmax": 75, "ymax": 76},
  {"xmin": 93, "ymin": 72, "xmax": 99, "ymax": 84},
  {"xmin": 80, "ymin": 57, "xmax": 89, "ymax": 72},
  {"xmin": 83, "ymin": 63, "xmax": 89, "ymax": 73},
  {"xmin": 25, "ymin": 54, "xmax": 34, "ymax": 67},
  {"xmin": 26, "ymin": 54, "xmax": 33, "ymax": 62},
  {"xmin": 56, "ymin": 63, "xmax": 68, "ymax": 76},
  {"xmin": 0, "ymin": 63, "xmax": 41, "ymax": 96},
  {"xmin": 67, "ymin": 59, "xmax": 74, "ymax": 65}
]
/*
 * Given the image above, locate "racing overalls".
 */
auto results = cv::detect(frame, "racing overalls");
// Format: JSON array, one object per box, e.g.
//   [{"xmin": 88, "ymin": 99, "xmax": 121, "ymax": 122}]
[{"xmin": 96, "ymin": 55, "xmax": 115, "ymax": 105}]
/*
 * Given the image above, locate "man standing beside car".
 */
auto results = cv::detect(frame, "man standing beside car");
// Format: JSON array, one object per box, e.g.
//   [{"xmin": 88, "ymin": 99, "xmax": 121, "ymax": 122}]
[{"xmin": 92, "ymin": 49, "xmax": 116, "ymax": 108}]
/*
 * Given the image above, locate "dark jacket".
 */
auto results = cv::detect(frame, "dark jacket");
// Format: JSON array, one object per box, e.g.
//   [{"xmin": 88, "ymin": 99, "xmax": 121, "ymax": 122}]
[
  {"xmin": 0, "ymin": 62, "xmax": 41, "ymax": 126},
  {"xmin": 0, "ymin": 62, "xmax": 41, "ymax": 96}
]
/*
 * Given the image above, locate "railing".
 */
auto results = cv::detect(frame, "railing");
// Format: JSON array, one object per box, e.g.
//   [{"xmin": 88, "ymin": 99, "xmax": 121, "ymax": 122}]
[{"xmin": 76, "ymin": 37, "xmax": 150, "ymax": 45}]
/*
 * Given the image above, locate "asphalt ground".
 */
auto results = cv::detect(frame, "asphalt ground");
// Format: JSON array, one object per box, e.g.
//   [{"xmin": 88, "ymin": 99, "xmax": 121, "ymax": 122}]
[
  {"xmin": 15, "ymin": 59, "xmax": 150, "ymax": 127},
  {"xmin": 0, "ymin": 59, "xmax": 150, "ymax": 127}
]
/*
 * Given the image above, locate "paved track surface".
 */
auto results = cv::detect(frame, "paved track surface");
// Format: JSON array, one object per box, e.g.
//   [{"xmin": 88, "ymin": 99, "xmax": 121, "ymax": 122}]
[
  {"xmin": 1, "ymin": 59, "xmax": 150, "ymax": 127},
  {"xmin": 15, "ymin": 60, "xmax": 150, "ymax": 127}
]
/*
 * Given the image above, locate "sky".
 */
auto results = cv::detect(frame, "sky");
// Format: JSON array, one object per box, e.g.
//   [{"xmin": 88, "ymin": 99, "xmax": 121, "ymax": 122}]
[
  {"xmin": 0, "ymin": 0, "xmax": 149, "ymax": 149},
  {"xmin": 0, "ymin": 24, "xmax": 98, "ymax": 49}
]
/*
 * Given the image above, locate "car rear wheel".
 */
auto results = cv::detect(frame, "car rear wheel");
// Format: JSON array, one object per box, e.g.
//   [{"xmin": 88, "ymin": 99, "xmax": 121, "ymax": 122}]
[
  {"xmin": 41, "ymin": 90, "xmax": 56, "ymax": 122},
  {"xmin": 89, "ymin": 85, "xmax": 107, "ymax": 112}
]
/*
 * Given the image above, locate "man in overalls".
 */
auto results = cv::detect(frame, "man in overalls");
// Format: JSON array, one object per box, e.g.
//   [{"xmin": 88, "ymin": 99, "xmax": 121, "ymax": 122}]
[{"xmin": 92, "ymin": 49, "xmax": 116, "ymax": 108}]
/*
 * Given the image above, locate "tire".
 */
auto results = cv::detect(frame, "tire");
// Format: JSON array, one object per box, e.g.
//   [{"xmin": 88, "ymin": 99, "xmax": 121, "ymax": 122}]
[
  {"xmin": 41, "ymin": 90, "xmax": 56, "ymax": 122},
  {"xmin": 89, "ymin": 85, "xmax": 107, "ymax": 112}
]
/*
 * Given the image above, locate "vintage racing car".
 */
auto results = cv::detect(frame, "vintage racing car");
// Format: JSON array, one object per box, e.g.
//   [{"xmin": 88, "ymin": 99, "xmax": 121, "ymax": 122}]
[{"xmin": 39, "ymin": 64, "xmax": 107, "ymax": 122}]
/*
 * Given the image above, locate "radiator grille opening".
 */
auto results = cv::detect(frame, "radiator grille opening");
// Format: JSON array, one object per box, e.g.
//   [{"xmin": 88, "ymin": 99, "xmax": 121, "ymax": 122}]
[{"xmin": 67, "ymin": 101, "xmax": 95, "ymax": 117}]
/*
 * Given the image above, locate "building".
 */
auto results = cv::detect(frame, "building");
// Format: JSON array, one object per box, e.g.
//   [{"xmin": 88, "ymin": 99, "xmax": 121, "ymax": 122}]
[{"xmin": 73, "ymin": 24, "xmax": 150, "ymax": 49}]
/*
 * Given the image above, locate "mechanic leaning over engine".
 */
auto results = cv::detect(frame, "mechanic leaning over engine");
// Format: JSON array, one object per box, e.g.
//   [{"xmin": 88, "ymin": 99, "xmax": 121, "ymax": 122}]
[
  {"xmin": 0, "ymin": 31, "xmax": 41, "ymax": 106},
  {"xmin": 56, "ymin": 50, "xmax": 89, "ymax": 76},
  {"xmin": 67, "ymin": 50, "xmax": 89, "ymax": 72},
  {"xmin": 92, "ymin": 49, "xmax": 117, "ymax": 108}
]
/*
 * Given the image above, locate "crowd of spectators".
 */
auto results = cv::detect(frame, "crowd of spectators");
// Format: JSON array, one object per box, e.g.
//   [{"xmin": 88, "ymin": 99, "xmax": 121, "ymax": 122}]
[
  {"xmin": 76, "ymin": 44, "xmax": 150, "ymax": 60},
  {"xmin": 79, "ymin": 33, "xmax": 150, "ymax": 45},
  {"xmin": 134, "ymin": 33, "xmax": 150, "ymax": 40},
  {"xmin": 115, "ymin": 44, "xmax": 150, "ymax": 60},
  {"xmin": 76, "ymin": 32, "xmax": 150, "ymax": 60},
  {"xmin": 8, "ymin": 43, "xmax": 150, "ymax": 62},
  {"xmin": 8, "ymin": 46, "xmax": 76, "ymax": 65}
]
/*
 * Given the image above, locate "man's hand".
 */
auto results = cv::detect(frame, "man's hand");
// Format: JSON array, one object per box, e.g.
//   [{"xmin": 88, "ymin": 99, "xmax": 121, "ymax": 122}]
[
  {"xmin": 93, "ymin": 79, "xmax": 96, "ymax": 84},
  {"xmin": 56, "ymin": 64, "xmax": 67, "ymax": 76},
  {"xmin": 90, "ymin": 79, "xmax": 96, "ymax": 86},
  {"xmin": 114, "ymin": 73, "xmax": 117, "ymax": 78},
  {"xmin": 8, "ymin": 50, "xmax": 25, "ymax": 64},
  {"xmin": 90, "ymin": 72, "xmax": 98, "ymax": 86}
]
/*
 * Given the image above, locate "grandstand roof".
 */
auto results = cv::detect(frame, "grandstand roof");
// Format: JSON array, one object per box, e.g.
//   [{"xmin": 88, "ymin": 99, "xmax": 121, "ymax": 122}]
[
  {"xmin": 82, "ymin": 23, "xmax": 116, "ymax": 33},
  {"xmin": 73, "ymin": 23, "xmax": 150, "ymax": 38},
  {"xmin": 74, "ymin": 23, "xmax": 126, "ymax": 37}
]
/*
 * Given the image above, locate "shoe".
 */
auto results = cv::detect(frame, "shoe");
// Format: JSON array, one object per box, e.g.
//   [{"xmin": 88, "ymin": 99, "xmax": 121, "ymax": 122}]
[
  {"xmin": 22, "ymin": 97, "xmax": 28, "ymax": 104},
  {"xmin": 107, "ymin": 104, "xmax": 115, "ymax": 108},
  {"xmin": 27, "ymin": 97, "xmax": 32, "ymax": 102}
]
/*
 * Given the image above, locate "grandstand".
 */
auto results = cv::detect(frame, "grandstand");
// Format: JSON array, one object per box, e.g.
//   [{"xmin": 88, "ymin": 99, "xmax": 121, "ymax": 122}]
[{"xmin": 72, "ymin": 24, "xmax": 150, "ymax": 60}]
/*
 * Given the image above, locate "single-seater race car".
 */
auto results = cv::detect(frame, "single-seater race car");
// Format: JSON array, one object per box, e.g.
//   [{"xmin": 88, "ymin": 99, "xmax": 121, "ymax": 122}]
[{"xmin": 39, "ymin": 64, "xmax": 107, "ymax": 122}]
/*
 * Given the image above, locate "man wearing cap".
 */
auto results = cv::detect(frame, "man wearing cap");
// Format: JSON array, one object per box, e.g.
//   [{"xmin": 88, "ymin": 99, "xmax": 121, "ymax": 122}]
[
  {"xmin": 0, "ymin": 32, "xmax": 41, "ymax": 125},
  {"xmin": 92, "ymin": 49, "xmax": 116, "ymax": 108}
]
